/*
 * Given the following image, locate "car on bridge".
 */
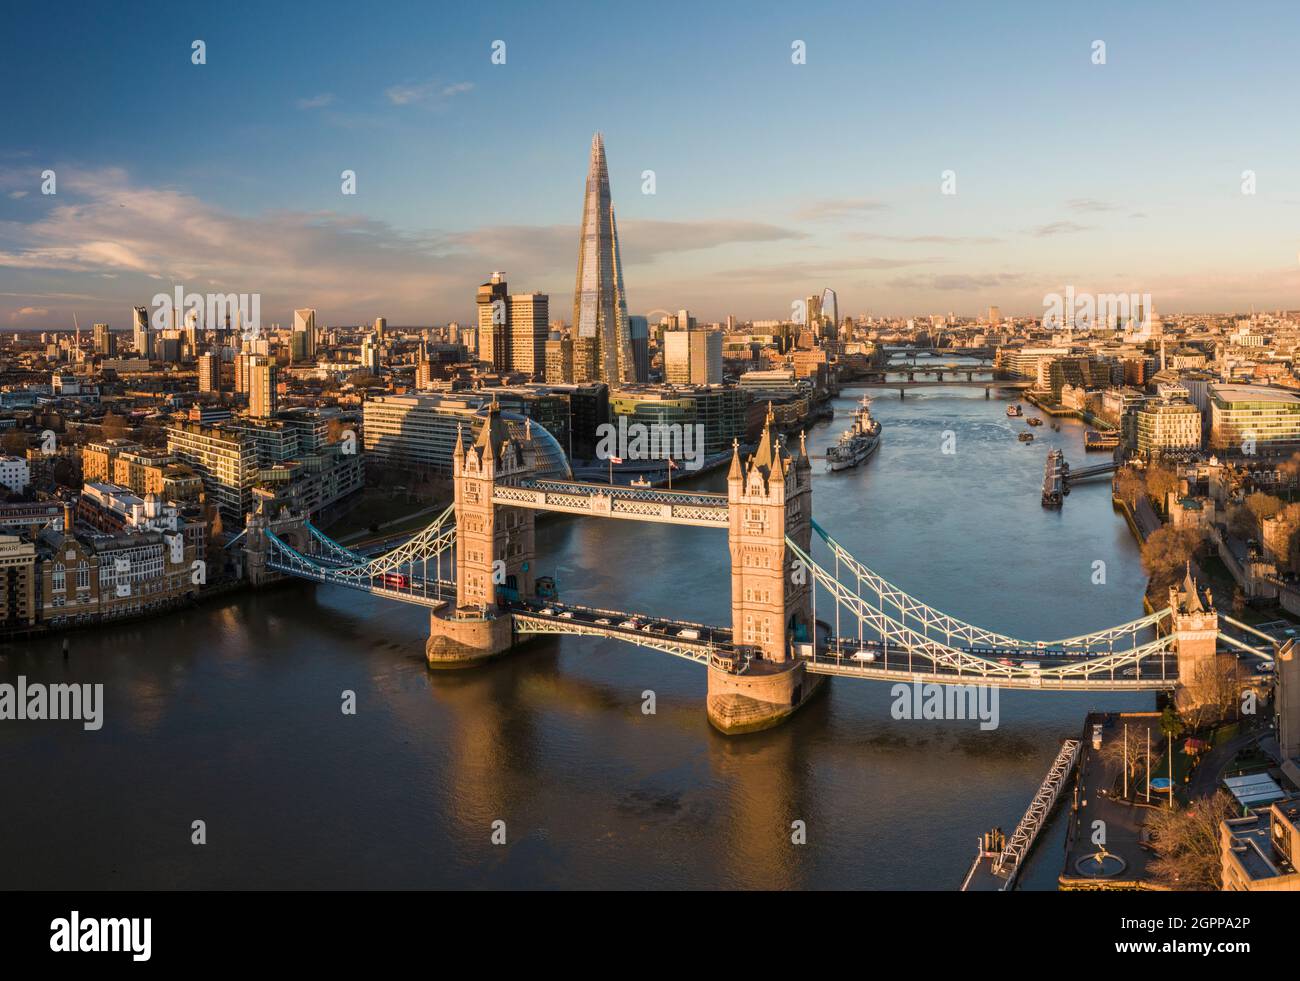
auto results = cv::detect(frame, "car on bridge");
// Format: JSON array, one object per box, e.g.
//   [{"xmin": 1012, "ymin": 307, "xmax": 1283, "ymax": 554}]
[
  {"xmin": 594, "ymin": 617, "xmax": 612, "ymax": 626},
  {"xmin": 558, "ymin": 610, "xmax": 574, "ymax": 619},
  {"xmin": 619, "ymin": 619, "xmax": 639, "ymax": 630},
  {"xmin": 539, "ymin": 607, "xmax": 556, "ymax": 616},
  {"xmin": 850, "ymin": 650, "xmax": 876, "ymax": 662}
]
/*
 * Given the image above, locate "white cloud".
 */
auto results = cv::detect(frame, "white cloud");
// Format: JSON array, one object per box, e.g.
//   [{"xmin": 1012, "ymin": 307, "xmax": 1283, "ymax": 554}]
[{"xmin": 384, "ymin": 79, "xmax": 475, "ymax": 106}]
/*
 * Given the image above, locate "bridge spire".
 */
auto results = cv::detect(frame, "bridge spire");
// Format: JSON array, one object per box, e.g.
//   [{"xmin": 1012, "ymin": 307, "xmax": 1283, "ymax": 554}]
[{"xmin": 727, "ymin": 438, "xmax": 742, "ymax": 481}]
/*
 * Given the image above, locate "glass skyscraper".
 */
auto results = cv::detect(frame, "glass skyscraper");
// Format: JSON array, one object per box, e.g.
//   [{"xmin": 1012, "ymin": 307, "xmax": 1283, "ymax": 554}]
[{"xmin": 572, "ymin": 133, "xmax": 634, "ymax": 384}]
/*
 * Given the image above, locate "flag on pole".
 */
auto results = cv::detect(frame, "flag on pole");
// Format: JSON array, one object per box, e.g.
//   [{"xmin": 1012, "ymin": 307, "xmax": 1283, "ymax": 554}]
[
  {"xmin": 668, "ymin": 458, "xmax": 678, "ymax": 469},
  {"xmin": 610, "ymin": 456, "xmax": 623, "ymax": 464}
]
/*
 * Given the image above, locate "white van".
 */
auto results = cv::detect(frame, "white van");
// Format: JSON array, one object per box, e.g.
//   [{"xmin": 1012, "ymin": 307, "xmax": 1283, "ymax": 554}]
[
  {"xmin": 1092, "ymin": 723, "xmax": 1103, "ymax": 750},
  {"xmin": 677, "ymin": 628, "xmax": 701, "ymax": 640}
]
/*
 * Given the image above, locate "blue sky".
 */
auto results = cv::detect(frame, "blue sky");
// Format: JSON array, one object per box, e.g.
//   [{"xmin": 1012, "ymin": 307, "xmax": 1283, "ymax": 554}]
[{"xmin": 3, "ymin": 0, "xmax": 1300, "ymax": 328}]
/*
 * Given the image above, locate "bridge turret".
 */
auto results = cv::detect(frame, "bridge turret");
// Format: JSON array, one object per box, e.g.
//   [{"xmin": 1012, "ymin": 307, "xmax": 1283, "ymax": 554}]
[
  {"xmin": 712, "ymin": 408, "xmax": 821, "ymax": 733},
  {"xmin": 452, "ymin": 404, "xmax": 536, "ymax": 613},
  {"xmin": 1169, "ymin": 564, "xmax": 1230, "ymax": 715},
  {"xmin": 727, "ymin": 405, "xmax": 812, "ymax": 663}
]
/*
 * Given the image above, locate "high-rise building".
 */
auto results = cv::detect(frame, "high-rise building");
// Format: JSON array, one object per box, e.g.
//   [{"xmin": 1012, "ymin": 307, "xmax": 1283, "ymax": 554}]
[
  {"xmin": 988, "ymin": 305, "xmax": 1001, "ymax": 327},
  {"xmin": 477, "ymin": 272, "xmax": 509, "ymax": 371},
  {"xmin": 92, "ymin": 322, "xmax": 115, "ymax": 357},
  {"xmin": 360, "ymin": 333, "xmax": 382, "ymax": 374},
  {"xmin": 545, "ymin": 332, "xmax": 573, "ymax": 384},
  {"xmin": 820, "ymin": 289, "xmax": 838, "ymax": 337},
  {"xmin": 292, "ymin": 309, "xmax": 317, "ymax": 363},
  {"xmin": 374, "ymin": 316, "xmax": 387, "ymax": 340},
  {"xmin": 664, "ymin": 329, "xmax": 723, "ymax": 386},
  {"xmin": 132, "ymin": 306, "xmax": 153, "ymax": 359},
  {"xmin": 572, "ymin": 133, "xmax": 634, "ymax": 384},
  {"xmin": 234, "ymin": 352, "xmax": 252, "ymax": 394},
  {"xmin": 248, "ymin": 355, "xmax": 277, "ymax": 419},
  {"xmin": 627, "ymin": 315, "xmax": 650, "ymax": 382},
  {"xmin": 198, "ymin": 352, "xmax": 221, "ymax": 393},
  {"xmin": 508, "ymin": 292, "xmax": 548, "ymax": 378}
]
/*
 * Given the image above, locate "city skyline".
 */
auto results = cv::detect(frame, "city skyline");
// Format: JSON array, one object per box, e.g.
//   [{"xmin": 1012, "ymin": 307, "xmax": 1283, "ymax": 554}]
[{"xmin": 5, "ymin": 2, "xmax": 1300, "ymax": 329}]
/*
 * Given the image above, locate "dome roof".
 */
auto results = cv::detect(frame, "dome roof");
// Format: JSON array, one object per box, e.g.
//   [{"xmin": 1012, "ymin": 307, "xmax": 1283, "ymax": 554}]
[{"xmin": 473, "ymin": 407, "xmax": 572, "ymax": 480}]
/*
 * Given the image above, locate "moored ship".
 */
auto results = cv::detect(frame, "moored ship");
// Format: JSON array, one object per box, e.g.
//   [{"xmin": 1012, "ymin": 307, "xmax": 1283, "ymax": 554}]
[
  {"xmin": 1006, "ymin": 403, "xmax": 1023, "ymax": 417},
  {"xmin": 826, "ymin": 396, "xmax": 883, "ymax": 472}
]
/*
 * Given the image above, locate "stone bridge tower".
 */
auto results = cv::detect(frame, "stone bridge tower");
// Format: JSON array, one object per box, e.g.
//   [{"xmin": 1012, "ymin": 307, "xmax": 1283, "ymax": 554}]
[
  {"xmin": 726, "ymin": 409, "xmax": 812, "ymax": 660},
  {"xmin": 1169, "ymin": 566, "xmax": 1229, "ymax": 713},
  {"xmin": 451, "ymin": 405, "xmax": 536, "ymax": 611},
  {"xmin": 708, "ymin": 409, "xmax": 822, "ymax": 733},
  {"xmin": 427, "ymin": 404, "xmax": 536, "ymax": 668}
]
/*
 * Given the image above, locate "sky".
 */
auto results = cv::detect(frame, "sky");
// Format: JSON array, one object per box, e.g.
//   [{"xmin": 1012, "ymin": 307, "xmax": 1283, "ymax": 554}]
[{"xmin": 3, "ymin": 0, "xmax": 1300, "ymax": 330}]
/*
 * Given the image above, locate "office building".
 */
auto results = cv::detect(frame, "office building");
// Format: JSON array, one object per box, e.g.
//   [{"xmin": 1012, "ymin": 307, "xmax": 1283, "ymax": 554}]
[
  {"xmin": 292, "ymin": 308, "xmax": 317, "ymax": 363},
  {"xmin": 508, "ymin": 292, "xmax": 548, "ymax": 377},
  {"xmin": 663, "ymin": 328, "xmax": 723, "ymax": 386},
  {"xmin": 572, "ymin": 133, "xmax": 634, "ymax": 384},
  {"xmin": 198, "ymin": 352, "xmax": 221, "ymax": 393},
  {"xmin": 248, "ymin": 356, "xmax": 278, "ymax": 419},
  {"xmin": 1209, "ymin": 384, "xmax": 1300, "ymax": 455}
]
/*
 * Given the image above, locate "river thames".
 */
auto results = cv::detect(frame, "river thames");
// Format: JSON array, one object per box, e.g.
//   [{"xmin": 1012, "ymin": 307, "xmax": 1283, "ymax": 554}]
[{"xmin": 0, "ymin": 369, "xmax": 1152, "ymax": 889}]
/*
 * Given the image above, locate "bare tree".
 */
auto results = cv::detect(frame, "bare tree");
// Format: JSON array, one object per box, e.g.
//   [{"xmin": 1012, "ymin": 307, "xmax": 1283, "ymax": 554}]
[
  {"xmin": 1141, "ymin": 526, "xmax": 1206, "ymax": 592},
  {"xmin": 1146, "ymin": 790, "xmax": 1236, "ymax": 891}
]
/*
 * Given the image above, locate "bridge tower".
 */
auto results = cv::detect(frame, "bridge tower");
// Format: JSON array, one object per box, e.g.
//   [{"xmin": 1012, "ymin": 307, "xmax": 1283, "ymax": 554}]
[
  {"xmin": 1168, "ymin": 566, "xmax": 1229, "ymax": 714},
  {"xmin": 708, "ymin": 409, "xmax": 823, "ymax": 733},
  {"xmin": 426, "ymin": 404, "xmax": 536, "ymax": 668}
]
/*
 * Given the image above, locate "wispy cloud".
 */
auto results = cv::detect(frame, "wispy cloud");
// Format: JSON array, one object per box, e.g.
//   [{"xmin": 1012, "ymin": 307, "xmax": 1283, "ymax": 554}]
[
  {"xmin": 1026, "ymin": 221, "xmax": 1093, "ymax": 237},
  {"xmin": 846, "ymin": 231, "xmax": 1002, "ymax": 245},
  {"xmin": 384, "ymin": 79, "xmax": 475, "ymax": 107},
  {"xmin": 296, "ymin": 93, "xmax": 335, "ymax": 110},
  {"xmin": 885, "ymin": 272, "xmax": 1025, "ymax": 291},
  {"xmin": 794, "ymin": 198, "xmax": 889, "ymax": 222},
  {"xmin": 1065, "ymin": 198, "xmax": 1119, "ymax": 213}
]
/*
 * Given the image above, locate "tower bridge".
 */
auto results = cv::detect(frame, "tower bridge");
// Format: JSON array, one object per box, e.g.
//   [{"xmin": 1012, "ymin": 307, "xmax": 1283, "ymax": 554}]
[{"xmin": 248, "ymin": 404, "xmax": 1293, "ymax": 736}]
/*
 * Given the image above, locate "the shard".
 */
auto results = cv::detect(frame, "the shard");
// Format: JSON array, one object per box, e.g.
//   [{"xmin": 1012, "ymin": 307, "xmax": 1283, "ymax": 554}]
[{"xmin": 572, "ymin": 133, "xmax": 634, "ymax": 384}]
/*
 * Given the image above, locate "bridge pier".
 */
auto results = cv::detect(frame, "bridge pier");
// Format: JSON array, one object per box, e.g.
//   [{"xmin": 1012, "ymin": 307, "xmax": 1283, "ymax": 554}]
[
  {"xmin": 425, "ymin": 608, "xmax": 514, "ymax": 668},
  {"xmin": 707, "ymin": 658, "xmax": 825, "ymax": 734}
]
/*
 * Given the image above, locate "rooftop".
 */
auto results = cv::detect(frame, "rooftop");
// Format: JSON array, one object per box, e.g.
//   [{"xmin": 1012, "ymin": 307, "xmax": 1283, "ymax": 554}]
[{"xmin": 1210, "ymin": 384, "xmax": 1300, "ymax": 405}]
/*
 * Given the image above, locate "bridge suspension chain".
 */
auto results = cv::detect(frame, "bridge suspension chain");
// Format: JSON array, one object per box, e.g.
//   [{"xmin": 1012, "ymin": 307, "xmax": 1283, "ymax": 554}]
[
  {"xmin": 789, "ymin": 539, "xmax": 1176, "ymax": 682},
  {"xmin": 808, "ymin": 520, "xmax": 1170, "ymax": 652}
]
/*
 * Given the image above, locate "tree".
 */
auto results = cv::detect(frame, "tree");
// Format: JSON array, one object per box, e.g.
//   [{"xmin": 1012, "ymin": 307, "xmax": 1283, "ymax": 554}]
[
  {"xmin": 1145, "ymin": 790, "xmax": 1236, "ymax": 890},
  {"xmin": 1141, "ymin": 526, "xmax": 1206, "ymax": 592},
  {"xmin": 1226, "ymin": 503, "xmax": 1255, "ymax": 540},
  {"xmin": 1178, "ymin": 656, "xmax": 1241, "ymax": 729},
  {"xmin": 100, "ymin": 412, "xmax": 130, "ymax": 440},
  {"xmin": 1098, "ymin": 726, "xmax": 1144, "ymax": 795},
  {"xmin": 1159, "ymin": 704, "xmax": 1186, "ymax": 742},
  {"xmin": 1244, "ymin": 492, "xmax": 1284, "ymax": 529},
  {"xmin": 1146, "ymin": 464, "xmax": 1181, "ymax": 513},
  {"xmin": 1, "ymin": 431, "xmax": 28, "ymax": 455},
  {"xmin": 1115, "ymin": 468, "xmax": 1146, "ymax": 509}
]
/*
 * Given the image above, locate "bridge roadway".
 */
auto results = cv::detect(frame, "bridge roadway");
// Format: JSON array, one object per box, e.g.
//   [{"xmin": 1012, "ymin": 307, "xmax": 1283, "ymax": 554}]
[
  {"xmin": 501, "ymin": 598, "xmax": 1188, "ymax": 690},
  {"xmin": 271, "ymin": 549, "xmax": 1280, "ymax": 690}
]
